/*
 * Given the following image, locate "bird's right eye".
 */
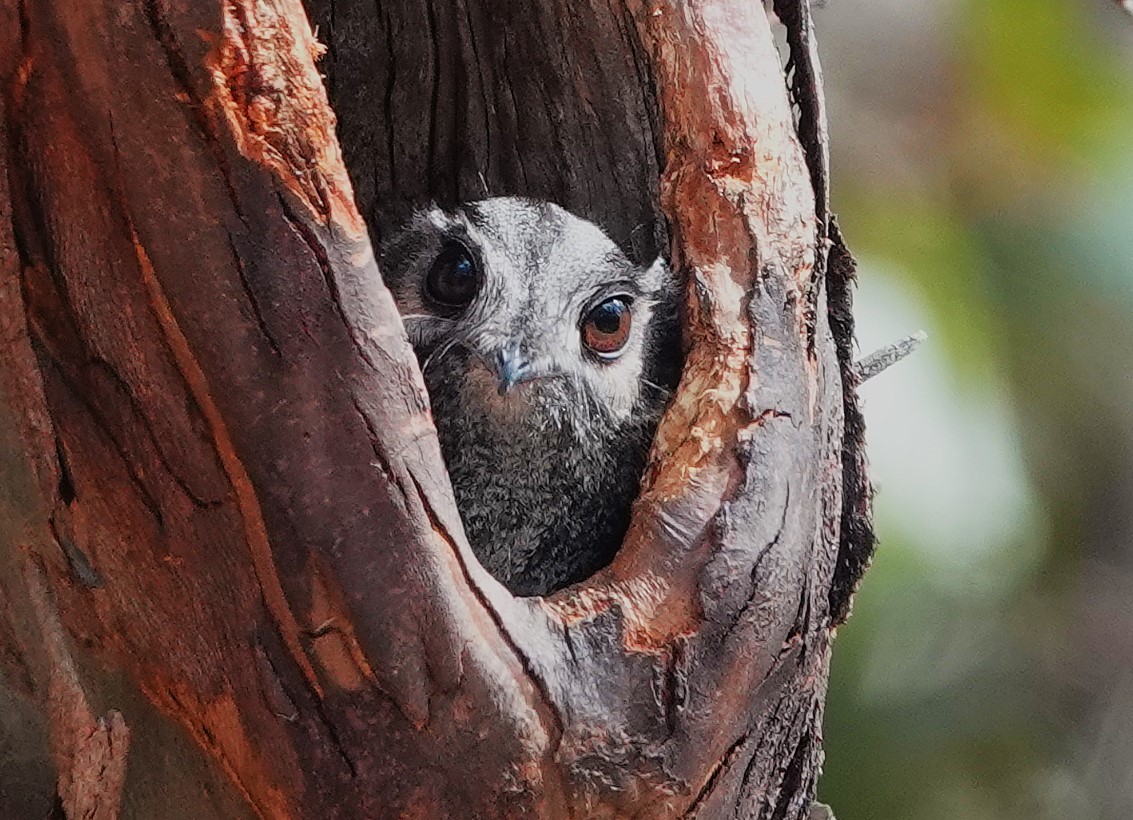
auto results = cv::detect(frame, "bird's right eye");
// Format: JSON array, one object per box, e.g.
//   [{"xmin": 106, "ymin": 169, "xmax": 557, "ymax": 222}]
[{"xmin": 425, "ymin": 242, "xmax": 480, "ymax": 310}]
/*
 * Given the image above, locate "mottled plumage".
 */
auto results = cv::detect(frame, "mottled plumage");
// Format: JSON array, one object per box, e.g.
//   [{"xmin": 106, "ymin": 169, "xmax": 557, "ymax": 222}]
[{"xmin": 380, "ymin": 197, "xmax": 679, "ymax": 596}]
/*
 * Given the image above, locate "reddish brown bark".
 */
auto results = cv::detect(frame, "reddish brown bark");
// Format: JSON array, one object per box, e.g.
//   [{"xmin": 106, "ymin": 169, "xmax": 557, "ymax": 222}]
[{"xmin": 0, "ymin": 0, "xmax": 869, "ymax": 817}]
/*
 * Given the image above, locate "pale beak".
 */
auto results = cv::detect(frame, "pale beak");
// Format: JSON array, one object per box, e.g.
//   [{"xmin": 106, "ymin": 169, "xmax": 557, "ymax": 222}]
[{"xmin": 491, "ymin": 343, "xmax": 535, "ymax": 395}]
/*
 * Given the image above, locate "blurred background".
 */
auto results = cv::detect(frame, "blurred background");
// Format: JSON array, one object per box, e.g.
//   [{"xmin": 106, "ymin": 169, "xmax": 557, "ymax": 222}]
[{"xmin": 813, "ymin": 1, "xmax": 1133, "ymax": 818}]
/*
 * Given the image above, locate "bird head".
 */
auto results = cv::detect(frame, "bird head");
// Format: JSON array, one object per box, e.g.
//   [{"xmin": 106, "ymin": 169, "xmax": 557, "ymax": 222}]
[{"xmin": 380, "ymin": 197, "xmax": 677, "ymax": 428}]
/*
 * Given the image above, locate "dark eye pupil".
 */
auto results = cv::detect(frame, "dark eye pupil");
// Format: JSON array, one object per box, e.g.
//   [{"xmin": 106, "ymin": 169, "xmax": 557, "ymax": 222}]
[
  {"xmin": 582, "ymin": 297, "xmax": 632, "ymax": 358},
  {"xmin": 592, "ymin": 302, "xmax": 624, "ymax": 333},
  {"xmin": 425, "ymin": 243, "xmax": 479, "ymax": 308}
]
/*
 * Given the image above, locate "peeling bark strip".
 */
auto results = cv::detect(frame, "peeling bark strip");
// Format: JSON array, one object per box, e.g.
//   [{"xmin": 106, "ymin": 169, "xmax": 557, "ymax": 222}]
[
  {"xmin": 202, "ymin": 0, "xmax": 363, "ymax": 236},
  {"xmin": 24, "ymin": 557, "xmax": 130, "ymax": 820},
  {"xmin": 769, "ymin": 0, "xmax": 875, "ymax": 625},
  {"xmin": 0, "ymin": 0, "xmax": 865, "ymax": 817}
]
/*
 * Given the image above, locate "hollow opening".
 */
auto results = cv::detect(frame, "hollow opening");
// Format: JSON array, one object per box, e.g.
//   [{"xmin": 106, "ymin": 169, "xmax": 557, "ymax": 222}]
[{"xmin": 303, "ymin": 0, "xmax": 683, "ymax": 596}]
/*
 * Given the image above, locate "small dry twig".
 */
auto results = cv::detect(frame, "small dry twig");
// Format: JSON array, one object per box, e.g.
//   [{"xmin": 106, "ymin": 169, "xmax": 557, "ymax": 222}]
[{"xmin": 854, "ymin": 331, "xmax": 926, "ymax": 382}]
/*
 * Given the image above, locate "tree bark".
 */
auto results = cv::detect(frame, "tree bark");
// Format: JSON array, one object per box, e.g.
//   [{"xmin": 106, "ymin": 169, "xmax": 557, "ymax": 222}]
[{"xmin": 0, "ymin": 0, "xmax": 871, "ymax": 817}]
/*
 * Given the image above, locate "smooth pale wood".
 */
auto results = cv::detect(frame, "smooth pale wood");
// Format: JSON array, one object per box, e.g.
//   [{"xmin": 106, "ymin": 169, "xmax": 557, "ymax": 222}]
[{"xmin": 0, "ymin": 0, "xmax": 868, "ymax": 817}]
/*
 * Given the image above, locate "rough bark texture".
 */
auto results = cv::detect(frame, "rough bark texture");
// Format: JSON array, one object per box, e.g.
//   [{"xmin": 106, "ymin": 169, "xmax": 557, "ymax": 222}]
[
  {"xmin": 0, "ymin": 0, "xmax": 871, "ymax": 817},
  {"xmin": 305, "ymin": 0, "xmax": 667, "ymax": 261}
]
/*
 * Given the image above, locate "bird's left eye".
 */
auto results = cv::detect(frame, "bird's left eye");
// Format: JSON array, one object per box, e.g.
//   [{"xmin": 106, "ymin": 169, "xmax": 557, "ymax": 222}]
[
  {"xmin": 581, "ymin": 297, "xmax": 632, "ymax": 359},
  {"xmin": 425, "ymin": 242, "xmax": 480, "ymax": 310}
]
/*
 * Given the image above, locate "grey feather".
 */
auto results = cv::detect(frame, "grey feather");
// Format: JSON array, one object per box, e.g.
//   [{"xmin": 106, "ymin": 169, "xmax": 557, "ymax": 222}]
[{"xmin": 380, "ymin": 197, "xmax": 681, "ymax": 596}]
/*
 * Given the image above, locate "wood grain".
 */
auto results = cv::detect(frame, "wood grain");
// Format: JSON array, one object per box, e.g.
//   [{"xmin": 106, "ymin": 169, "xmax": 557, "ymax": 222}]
[{"xmin": 0, "ymin": 0, "xmax": 869, "ymax": 816}]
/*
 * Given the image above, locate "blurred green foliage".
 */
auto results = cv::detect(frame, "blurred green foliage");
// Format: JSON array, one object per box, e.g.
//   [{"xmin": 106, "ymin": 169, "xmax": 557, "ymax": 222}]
[{"xmin": 816, "ymin": 1, "xmax": 1133, "ymax": 818}]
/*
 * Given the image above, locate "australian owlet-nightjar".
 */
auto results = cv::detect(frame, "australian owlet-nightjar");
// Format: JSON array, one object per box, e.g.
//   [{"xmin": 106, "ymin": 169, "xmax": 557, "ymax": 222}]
[{"xmin": 380, "ymin": 197, "xmax": 680, "ymax": 596}]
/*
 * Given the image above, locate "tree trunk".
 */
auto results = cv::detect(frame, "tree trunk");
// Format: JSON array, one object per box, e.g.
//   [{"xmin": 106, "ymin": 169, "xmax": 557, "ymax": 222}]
[{"xmin": 0, "ymin": 0, "xmax": 871, "ymax": 817}]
